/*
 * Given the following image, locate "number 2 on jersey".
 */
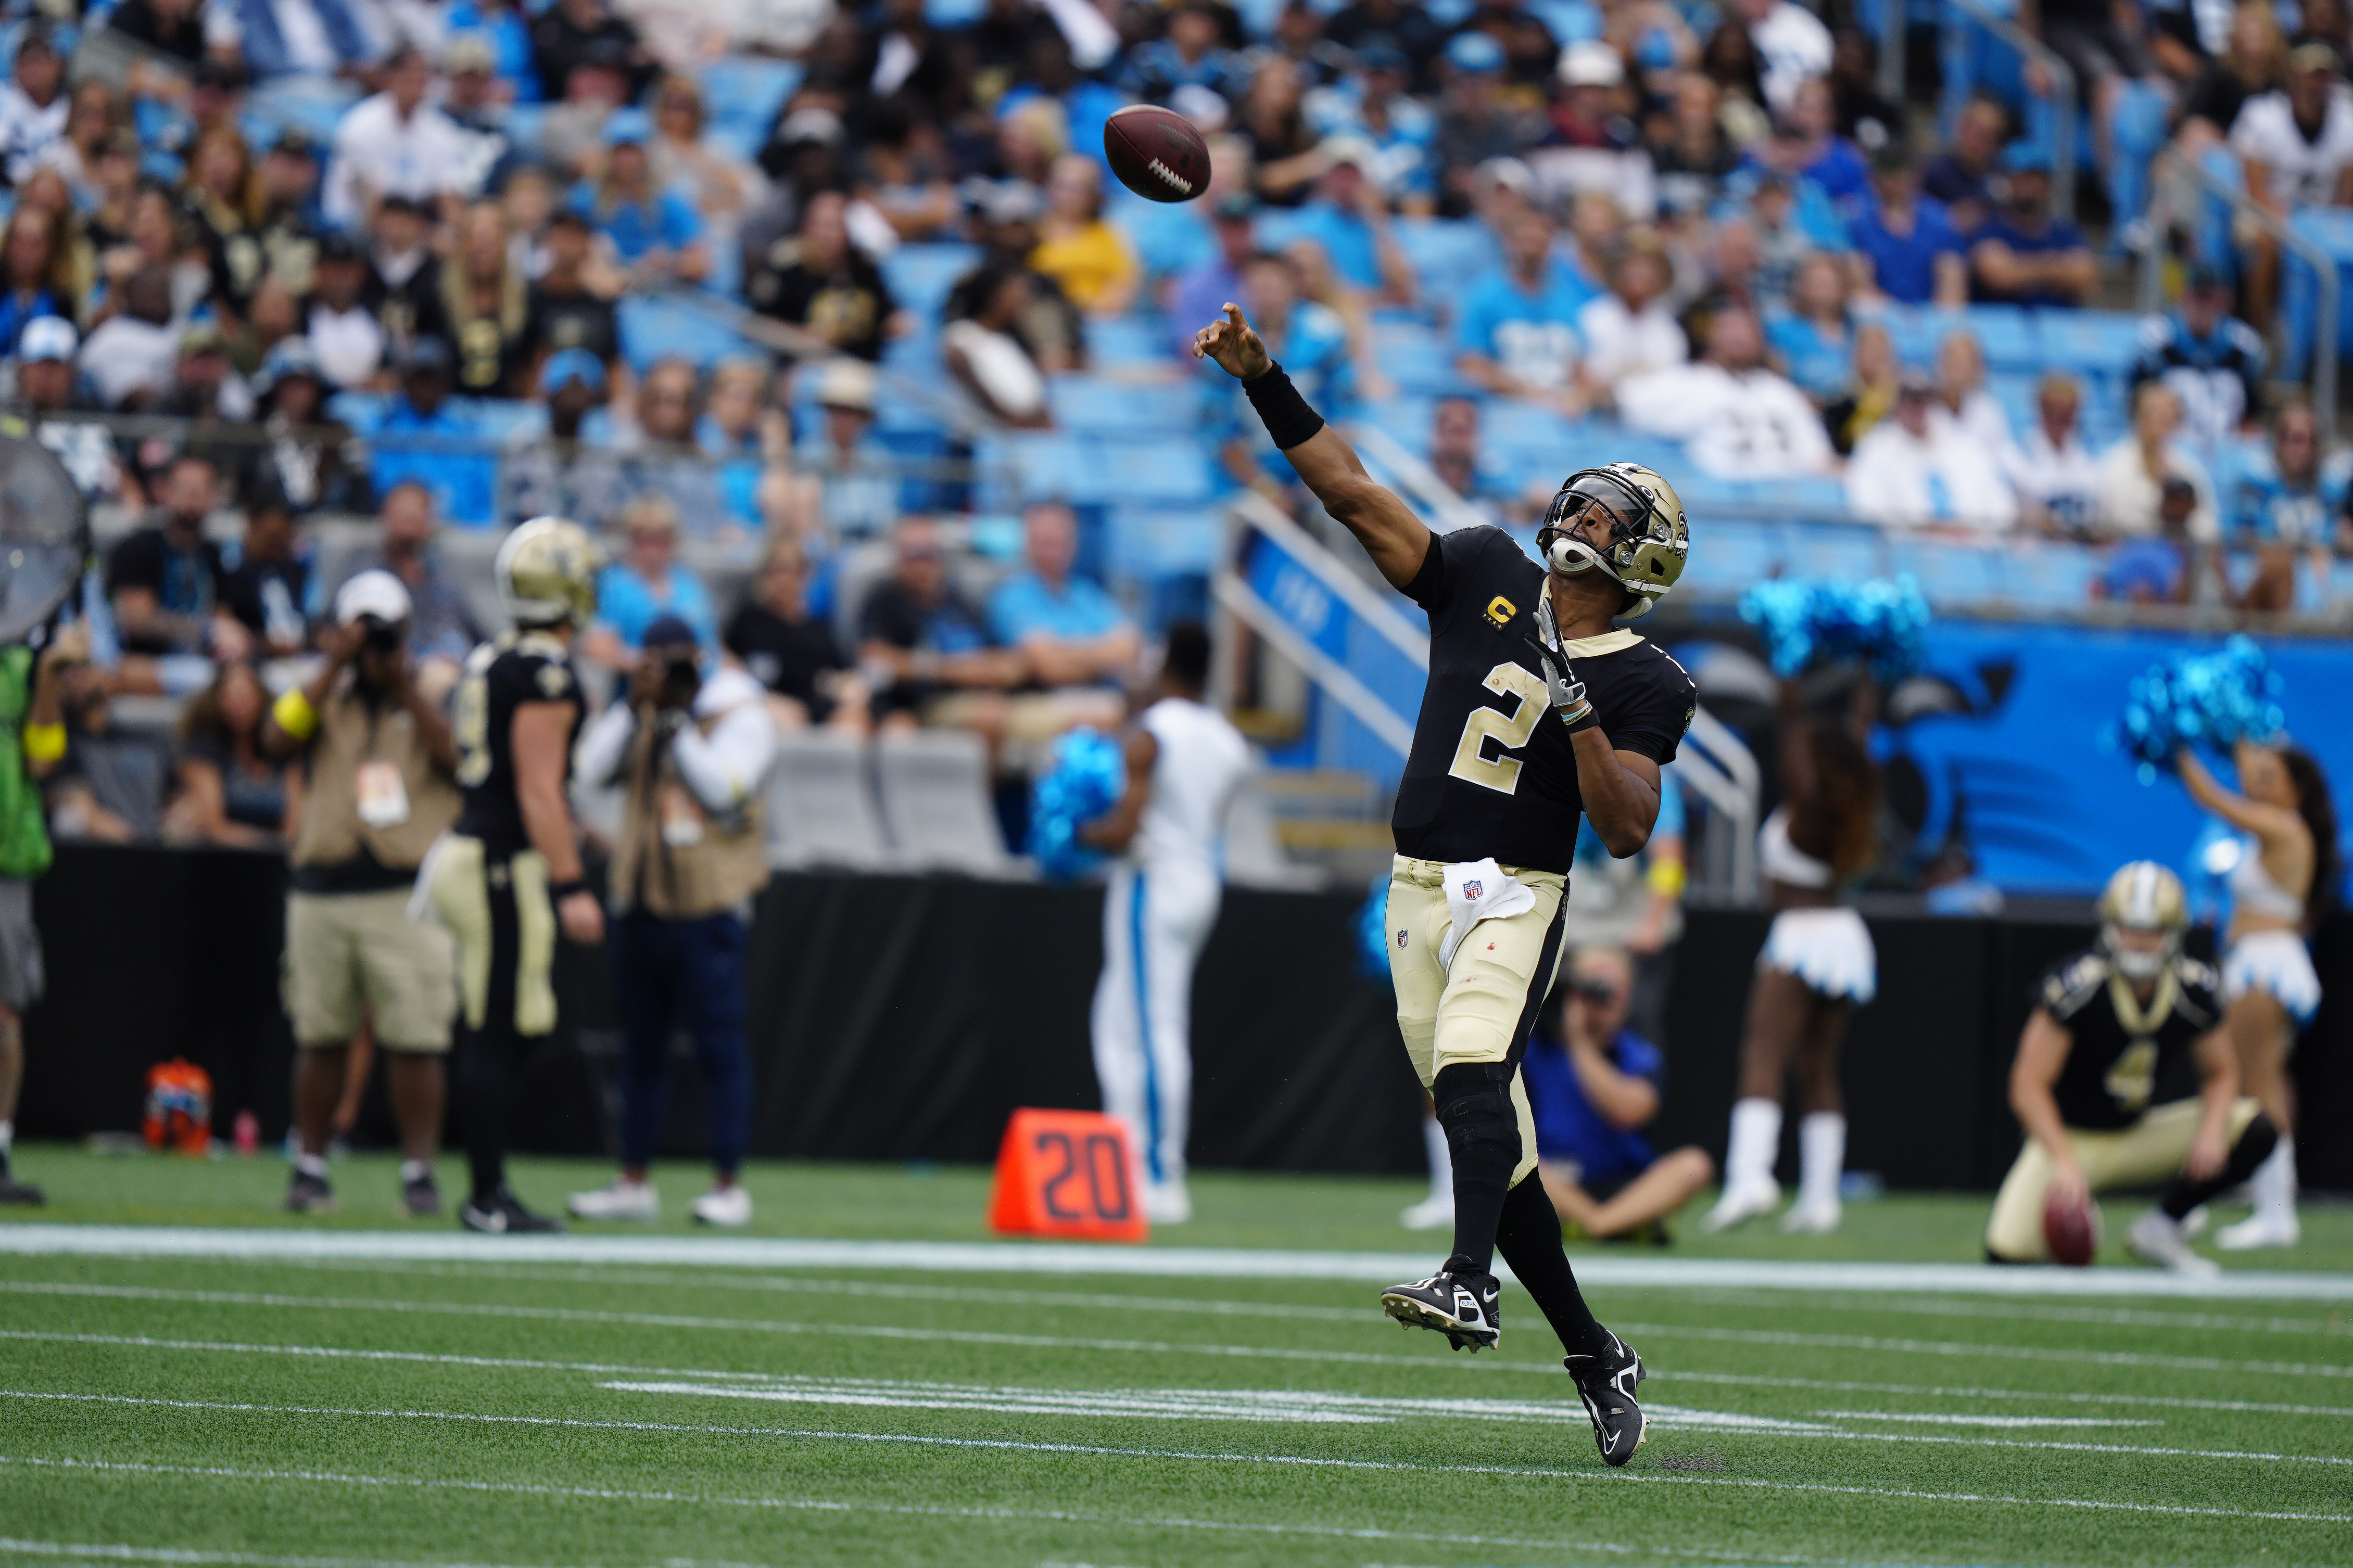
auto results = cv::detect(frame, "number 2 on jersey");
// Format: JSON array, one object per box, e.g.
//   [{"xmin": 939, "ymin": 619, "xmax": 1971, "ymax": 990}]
[{"xmin": 1447, "ymin": 662, "xmax": 1549, "ymax": 795}]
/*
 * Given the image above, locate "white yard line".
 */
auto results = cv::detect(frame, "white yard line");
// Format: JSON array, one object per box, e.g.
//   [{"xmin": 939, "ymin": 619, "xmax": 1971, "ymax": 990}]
[
  {"xmin": 4, "ymin": 1279, "xmax": 2341, "ymax": 1382},
  {"xmin": 3, "ymin": 1225, "xmax": 2348, "ymax": 1301},
  {"xmin": 1811, "ymin": 1410, "xmax": 2159, "ymax": 1427},
  {"xmin": 258, "ymin": 1259, "xmax": 2353, "ymax": 1340},
  {"xmin": 0, "ymin": 1539, "xmax": 586, "ymax": 1568},
  {"xmin": 6, "ymin": 1448, "xmax": 2349, "ymax": 1534}
]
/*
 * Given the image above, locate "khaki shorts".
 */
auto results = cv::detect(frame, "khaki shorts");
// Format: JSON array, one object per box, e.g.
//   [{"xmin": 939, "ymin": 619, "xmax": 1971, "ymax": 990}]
[
  {"xmin": 284, "ymin": 887, "xmax": 459, "ymax": 1052},
  {"xmin": 1984, "ymin": 1095, "xmax": 2263, "ymax": 1260},
  {"xmin": 417, "ymin": 835, "xmax": 558, "ymax": 1036},
  {"xmin": 1386, "ymin": 855, "xmax": 1570, "ymax": 1187}
]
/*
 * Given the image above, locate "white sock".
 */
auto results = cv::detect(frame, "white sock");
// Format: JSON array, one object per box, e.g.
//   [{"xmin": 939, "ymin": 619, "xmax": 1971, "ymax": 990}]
[
  {"xmin": 295, "ymin": 1152, "xmax": 329, "ymax": 1180},
  {"xmin": 0, "ymin": 1119, "xmax": 12, "ymax": 1157},
  {"xmin": 399, "ymin": 1159, "xmax": 431, "ymax": 1184},
  {"xmin": 2254, "ymin": 1136, "xmax": 2298, "ymax": 1223},
  {"xmin": 1798, "ymin": 1112, "xmax": 1846, "ymax": 1212},
  {"xmin": 1420, "ymin": 1114, "xmax": 1451, "ymax": 1202},
  {"xmin": 1724, "ymin": 1098, "xmax": 1782, "ymax": 1192}
]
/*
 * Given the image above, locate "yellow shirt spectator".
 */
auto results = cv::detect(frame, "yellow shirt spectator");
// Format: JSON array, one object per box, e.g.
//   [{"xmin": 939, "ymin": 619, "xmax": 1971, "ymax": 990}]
[{"xmin": 1032, "ymin": 154, "xmax": 1139, "ymax": 316}]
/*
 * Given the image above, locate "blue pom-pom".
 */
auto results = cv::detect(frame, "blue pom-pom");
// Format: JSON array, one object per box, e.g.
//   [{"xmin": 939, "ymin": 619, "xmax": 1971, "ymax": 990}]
[
  {"xmin": 1738, "ymin": 575, "xmax": 1929, "ymax": 683},
  {"xmin": 2107, "ymin": 634, "xmax": 2287, "ymax": 783},
  {"xmin": 1353, "ymin": 871, "xmax": 1391, "ymax": 978},
  {"xmin": 1027, "ymin": 728, "xmax": 1127, "ymax": 881}
]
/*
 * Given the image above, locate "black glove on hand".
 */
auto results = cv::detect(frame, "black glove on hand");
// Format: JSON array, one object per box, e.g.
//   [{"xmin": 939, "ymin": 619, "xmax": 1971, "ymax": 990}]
[{"xmin": 1525, "ymin": 637, "xmax": 1597, "ymax": 734}]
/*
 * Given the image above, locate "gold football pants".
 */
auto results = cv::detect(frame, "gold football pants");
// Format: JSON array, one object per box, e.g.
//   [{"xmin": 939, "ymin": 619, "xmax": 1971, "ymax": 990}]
[
  {"xmin": 1384, "ymin": 855, "xmax": 1570, "ymax": 1187},
  {"xmin": 1984, "ymin": 1095, "xmax": 2262, "ymax": 1260}
]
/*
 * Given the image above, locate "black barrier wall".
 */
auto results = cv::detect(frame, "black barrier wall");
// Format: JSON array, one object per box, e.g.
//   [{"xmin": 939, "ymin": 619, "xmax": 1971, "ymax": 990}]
[{"xmin": 19, "ymin": 845, "xmax": 2349, "ymax": 1191}]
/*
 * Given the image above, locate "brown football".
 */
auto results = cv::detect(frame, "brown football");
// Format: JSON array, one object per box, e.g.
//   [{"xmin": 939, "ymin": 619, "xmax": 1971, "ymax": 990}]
[
  {"xmin": 1104, "ymin": 104, "xmax": 1212, "ymax": 203},
  {"xmin": 2042, "ymin": 1188, "xmax": 2101, "ymax": 1266}
]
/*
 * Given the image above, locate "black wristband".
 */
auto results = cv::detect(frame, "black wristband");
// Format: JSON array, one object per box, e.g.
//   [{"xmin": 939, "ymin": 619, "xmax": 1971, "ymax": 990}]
[
  {"xmin": 1558, "ymin": 705, "xmax": 1600, "ymax": 736},
  {"xmin": 1243, "ymin": 362, "xmax": 1325, "ymax": 450},
  {"xmin": 549, "ymin": 878, "xmax": 589, "ymax": 902}
]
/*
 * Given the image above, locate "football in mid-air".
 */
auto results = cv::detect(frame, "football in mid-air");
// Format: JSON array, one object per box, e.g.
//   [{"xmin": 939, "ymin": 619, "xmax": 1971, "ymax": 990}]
[
  {"xmin": 1104, "ymin": 105, "xmax": 1211, "ymax": 203},
  {"xmin": 2042, "ymin": 1188, "xmax": 2101, "ymax": 1266}
]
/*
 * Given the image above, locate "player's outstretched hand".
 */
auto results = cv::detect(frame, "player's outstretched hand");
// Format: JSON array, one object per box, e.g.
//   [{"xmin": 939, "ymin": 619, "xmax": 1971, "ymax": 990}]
[{"xmin": 1194, "ymin": 303, "xmax": 1272, "ymax": 381}]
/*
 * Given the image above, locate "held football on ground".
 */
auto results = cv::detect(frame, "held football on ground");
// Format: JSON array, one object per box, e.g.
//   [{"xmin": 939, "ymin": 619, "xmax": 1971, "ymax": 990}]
[
  {"xmin": 2043, "ymin": 1188, "xmax": 2102, "ymax": 1266},
  {"xmin": 1104, "ymin": 105, "xmax": 1211, "ymax": 203}
]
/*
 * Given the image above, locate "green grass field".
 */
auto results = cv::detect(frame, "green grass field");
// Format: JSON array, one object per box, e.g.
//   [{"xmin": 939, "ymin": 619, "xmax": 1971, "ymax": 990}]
[{"xmin": 4, "ymin": 1145, "xmax": 2351, "ymax": 1567}]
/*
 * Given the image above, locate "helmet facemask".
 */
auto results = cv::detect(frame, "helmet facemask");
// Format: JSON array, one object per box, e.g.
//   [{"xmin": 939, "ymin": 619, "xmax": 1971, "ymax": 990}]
[
  {"xmin": 1535, "ymin": 464, "xmax": 1688, "ymax": 620},
  {"xmin": 2099, "ymin": 923, "xmax": 2181, "ymax": 980}
]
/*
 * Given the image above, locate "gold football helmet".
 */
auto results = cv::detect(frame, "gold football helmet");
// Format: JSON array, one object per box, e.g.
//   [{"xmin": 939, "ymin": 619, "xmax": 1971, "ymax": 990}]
[
  {"xmin": 1536, "ymin": 462, "xmax": 1690, "ymax": 620},
  {"xmin": 2096, "ymin": 860, "xmax": 2188, "ymax": 979},
  {"xmin": 495, "ymin": 516, "xmax": 599, "ymax": 629}
]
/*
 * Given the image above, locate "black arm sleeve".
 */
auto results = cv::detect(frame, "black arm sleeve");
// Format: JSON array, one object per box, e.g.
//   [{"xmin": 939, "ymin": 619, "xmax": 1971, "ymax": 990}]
[{"xmin": 1401, "ymin": 529, "xmax": 1446, "ymax": 609}]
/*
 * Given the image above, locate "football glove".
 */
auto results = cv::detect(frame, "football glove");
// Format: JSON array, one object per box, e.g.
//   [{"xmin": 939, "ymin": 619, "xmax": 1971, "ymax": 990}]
[{"xmin": 1525, "ymin": 636, "xmax": 1597, "ymax": 734}]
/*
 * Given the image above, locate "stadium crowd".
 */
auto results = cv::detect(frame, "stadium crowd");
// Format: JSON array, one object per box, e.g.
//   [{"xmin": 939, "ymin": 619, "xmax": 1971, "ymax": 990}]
[{"xmin": 0, "ymin": 0, "xmax": 2341, "ymax": 852}]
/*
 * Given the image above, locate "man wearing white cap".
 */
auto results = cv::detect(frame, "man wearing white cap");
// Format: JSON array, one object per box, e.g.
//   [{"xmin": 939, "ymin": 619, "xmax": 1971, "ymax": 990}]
[
  {"xmin": 15, "ymin": 316, "xmax": 117, "ymax": 502},
  {"xmin": 261, "ymin": 570, "xmax": 466, "ymax": 1217}
]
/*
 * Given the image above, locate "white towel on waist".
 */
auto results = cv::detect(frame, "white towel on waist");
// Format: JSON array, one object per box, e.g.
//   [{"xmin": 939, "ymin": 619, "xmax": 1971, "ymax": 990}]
[{"xmin": 1439, "ymin": 858, "xmax": 1536, "ymax": 971}]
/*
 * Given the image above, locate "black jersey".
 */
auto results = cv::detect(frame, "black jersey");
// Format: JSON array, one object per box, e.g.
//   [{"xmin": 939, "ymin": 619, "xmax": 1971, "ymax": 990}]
[
  {"xmin": 452, "ymin": 630, "xmax": 585, "ymax": 858},
  {"xmin": 1393, "ymin": 526, "xmax": 1696, "ymax": 873},
  {"xmin": 2036, "ymin": 949, "xmax": 2224, "ymax": 1131}
]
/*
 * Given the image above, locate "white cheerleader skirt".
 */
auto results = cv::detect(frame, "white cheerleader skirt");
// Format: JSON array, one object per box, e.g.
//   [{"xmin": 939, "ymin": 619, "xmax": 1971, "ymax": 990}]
[
  {"xmin": 1759, "ymin": 907, "xmax": 1877, "ymax": 1004},
  {"xmin": 2222, "ymin": 928, "xmax": 2321, "ymax": 1027}
]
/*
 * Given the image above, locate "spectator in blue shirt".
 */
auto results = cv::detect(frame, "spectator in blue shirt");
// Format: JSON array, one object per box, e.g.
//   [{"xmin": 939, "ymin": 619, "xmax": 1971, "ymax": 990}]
[
  {"xmin": 2217, "ymin": 402, "xmax": 2347, "ymax": 611},
  {"xmin": 1119, "ymin": 0, "xmax": 1241, "ymax": 109},
  {"xmin": 1304, "ymin": 41, "xmax": 1439, "ymax": 213},
  {"xmin": 1766, "ymin": 252, "xmax": 1857, "ymax": 402},
  {"xmin": 571, "ymin": 110, "xmax": 709, "ymax": 288},
  {"xmin": 987, "ymin": 502, "xmax": 1141, "ymax": 690},
  {"xmin": 1168, "ymin": 193, "xmax": 1258, "ymax": 359},
  {"xmin": 583, "ymin": 494, "xmax": 717, "ymax": 670},
  {"xmin": 1522, "ymin": 947, "xmax": 1716, "ymax": 1242},
  {"xmin": 371, "ymin": 338, "xmax": 496, "ymax": 527},
  {"xmin": 1273, "ymin": 139, "xmax": 1416, "ymax": 305},
  {"xmin": 1454, "ymin": 204, "xmax": 1596, "ymax": 414},
  {"xmin": 1845, "ymin": 145, "xmax": 1967, "ymax": 306},
  {"xmin": 1741, "ymin": 77, "xmax": 1869, "ymax": 208},
  {"xmin": 1966, "ymin": 143, "xmax": 2097, "ymax": 307}
]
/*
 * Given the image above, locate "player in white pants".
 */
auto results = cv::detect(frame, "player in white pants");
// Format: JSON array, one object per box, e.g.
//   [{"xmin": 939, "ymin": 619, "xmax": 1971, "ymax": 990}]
[{"xmin": 1082, "ymin": 622, "xmax": 1249, "ymax": 1225}]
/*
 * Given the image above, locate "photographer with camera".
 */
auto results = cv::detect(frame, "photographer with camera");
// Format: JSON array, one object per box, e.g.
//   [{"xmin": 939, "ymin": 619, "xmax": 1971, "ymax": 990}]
[
  {"xmin": 568, "ymin": 615, "xmax": 775, "ymax": 1227},
  {"xmin": 262, "ymin": 571, "xmax": 463, "ymax": 1217}
]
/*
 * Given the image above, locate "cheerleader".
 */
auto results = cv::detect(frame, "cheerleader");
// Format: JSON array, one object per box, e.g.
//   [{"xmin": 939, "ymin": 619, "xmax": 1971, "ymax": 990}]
[
  {"xmin": 2178, "ymin": 740, "xmax": 2338, "ymax": 1249},
  {"xmin": 1705, "ymin": 713, "xmax": 1881, "ymax": 1234}
]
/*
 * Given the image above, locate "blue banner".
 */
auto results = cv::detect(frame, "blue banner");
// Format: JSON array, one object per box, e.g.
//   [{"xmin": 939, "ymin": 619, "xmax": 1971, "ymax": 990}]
[{"xmin": 1879, "ymin": 622, "xmax": 2353, "ymax": 896}]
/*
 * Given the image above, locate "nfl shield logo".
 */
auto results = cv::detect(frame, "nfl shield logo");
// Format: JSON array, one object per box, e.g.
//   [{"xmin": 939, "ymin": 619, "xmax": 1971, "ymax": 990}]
[
  {"xmin": 1397, "ymin": 929, "xmax": 1408, "ymax": 947},
  {"xmin": 1464, "ymin": 879, "xmax": 1483, "ymax": 900}
]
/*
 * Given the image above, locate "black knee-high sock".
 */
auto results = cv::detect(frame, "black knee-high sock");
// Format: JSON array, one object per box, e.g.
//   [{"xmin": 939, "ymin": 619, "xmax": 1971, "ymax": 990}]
[
  {"xmin": 463, "ymin": 1025, "xmax": 518, "ymax": 1204},
  {"xmin": 2160, "ymin": 1113, "xmax": 2280, "ymax": 1220},
  {"xmin": 1434, "ymin": 1062, "xmax": 1518, "ymax": 1277},
  {"xmin": 1494, "ymin": 1175, "xmax": 1609, "ymax": 1359}
]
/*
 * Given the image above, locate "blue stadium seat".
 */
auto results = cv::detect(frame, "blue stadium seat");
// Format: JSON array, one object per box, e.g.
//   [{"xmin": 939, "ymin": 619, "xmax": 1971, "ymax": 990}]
[
  {"xmin": 1985, "ymin": 372, "xmax": 2040, "ymax": 434},
  {"xmin": 1371, "ymin": 321, "xmax": 1461, "ymax": 395},
  {"xmin": 617, "ymin": 295, "xmax": 757, "ymax": 370},
  {"xmin": 1777, "ymin": 520, "xmax": 1888, "ymax": 581},
  {"xmin": 326, "ymin": 391, "xmax": 389, "ymax": 435},
  {"xmin": 977, "ymin": 432, "xmax": 1093, "ymax": 508},
  {"xmin": 1899, "ymin": 539, "xmax": 2007, "ymax": 608},
  {"xmin": 1960, "ymin": 305, "xmax": 2040, "ymax": 370},
  {"xmin": 698, "ymin": 58, "xmax": 802, "ymax": 160},
  {"xmin": 1390, "ymin": 218, "xmax": 1496, "ymax": 302},
  {"xmin": 881, "ymin": 245, "xmax": 981, "ymax": 323},
  {"xmin": 1107, "ymin": 505, "xmax": 1222, "ymax": 578},
  {"xmin": 2037, "ymin": 312, "xmax": 2148, "ymax": 374},
  {"xmin": 1357, "ymin": 395, "xmax": 1436, "ymax": 455},
  {"xmin": 1086, "ymin": 316, "xmax": 1166, "ymax": 368},
  {"xmin": 1049, "ymin": 376, "xmax": 1198, "ymax": 432},
  {"xmin": 1095, "ymin": 437, "xmax": 1212, "ymax": 503},
  {"xmin": 1678, "ymin": 517, "xmax": 1778, "ymax": 593}
]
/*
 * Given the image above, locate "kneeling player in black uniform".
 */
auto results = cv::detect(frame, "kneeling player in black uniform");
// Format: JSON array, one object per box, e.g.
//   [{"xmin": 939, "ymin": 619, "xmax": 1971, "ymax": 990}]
[
  {"xmin": 1196, "ymin": 304, "xmax": 1696, "ymax": 1465},
  {"xmin": 1987, "ymin": 861, "xmax": 2279, "ymax": 1274},
  {"xmin": 421, "ymin": 517, "xmax": 605, "ymax": 1233}
]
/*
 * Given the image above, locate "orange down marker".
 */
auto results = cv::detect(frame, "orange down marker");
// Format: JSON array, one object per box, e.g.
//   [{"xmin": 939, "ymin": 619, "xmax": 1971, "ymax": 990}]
[{"xmin": 986, "ymin": 1109, "xmax": 1149, "ymax": 1242}]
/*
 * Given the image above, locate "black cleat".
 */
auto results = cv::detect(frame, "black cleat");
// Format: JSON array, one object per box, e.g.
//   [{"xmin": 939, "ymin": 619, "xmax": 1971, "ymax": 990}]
[
  {"xmin": 283, "ymin": 1170, "xmax": 336, "ymax": 1214},
  {"xmin": 402, "ymin": 1169, "xmax": 442, "ymax": 1218},
  {"xmin": 459, "ymin": 1185, "xmax": 563, "ymax": 1234},
  {"xmin": 0, "ymin": 1174, "xmax": 43, "ymax": 1205},
  {"xmin": 1566, "ymin": 1329, "xmax": 1648, "ymax": 1466},
  {"xmin": 1378, "ymin": 1270, "xmax": 1500, "ymax": 1352}
]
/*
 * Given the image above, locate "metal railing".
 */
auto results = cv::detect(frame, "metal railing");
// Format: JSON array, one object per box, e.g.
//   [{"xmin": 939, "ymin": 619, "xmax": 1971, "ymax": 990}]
[
  {"xmin": 1941, "ymin": 0, "xmax": 2077, "ymax": 226},
  {"xmin": 2137, "ymin": 146, "xmax": 2341, "ymax": 435}
]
